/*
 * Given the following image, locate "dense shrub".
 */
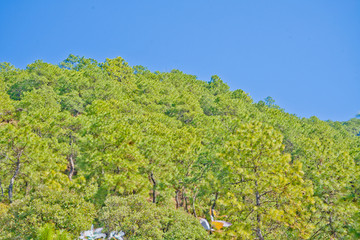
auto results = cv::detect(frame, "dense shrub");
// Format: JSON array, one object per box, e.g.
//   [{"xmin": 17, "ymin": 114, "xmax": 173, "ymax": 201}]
[
  {"xmin": 0, "ymin": 186, "xmax": 95, "ymax": 239},
  {"xmin": 99, "ymin": 195, "xmax": 210, "ymax": 240}
]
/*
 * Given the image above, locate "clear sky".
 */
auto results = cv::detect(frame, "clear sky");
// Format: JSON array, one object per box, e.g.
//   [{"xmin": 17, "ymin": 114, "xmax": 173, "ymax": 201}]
[{"xmin": 0, "ymin": 0, "xmax": 359, "ymax": 121}]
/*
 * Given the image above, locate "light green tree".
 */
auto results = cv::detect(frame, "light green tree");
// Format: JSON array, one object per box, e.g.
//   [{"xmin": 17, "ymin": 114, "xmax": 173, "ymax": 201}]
[{"xmin": 219, "ymin": 121, "xmax": 314, "ymax": 239}]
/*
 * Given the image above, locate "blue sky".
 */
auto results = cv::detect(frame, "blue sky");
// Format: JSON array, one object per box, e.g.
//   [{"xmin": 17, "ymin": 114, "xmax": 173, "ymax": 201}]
[{"xmin": 0, "ymin": 0, "xmax": 359, "ymax": 121}]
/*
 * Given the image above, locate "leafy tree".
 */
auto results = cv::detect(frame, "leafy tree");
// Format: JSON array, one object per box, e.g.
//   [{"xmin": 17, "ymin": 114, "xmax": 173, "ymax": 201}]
[
  {"xmin": 0, "ymin": 79, "xmax": 14, "ymax": 121},
  {"xmin": 0, "ymin": 124, "xmax": 65, "ymax": 202},
  {"xmin": 0, "ymin": 186, "xmax": 95, "ymax": 239},
  {"xmin": 99, "ymin": 195, "xmax": 210, "ymax": 240},
  {"xmin": 78, "ymin": 100, "xmax": 148, "ymax": 204},
  {"xmin": 36, "ymin": 223, "xmax": 71, "ymax": 240},
  {"xmin": 59, "ymin": 54, "xmax": 98, "ymax": 71},
  {"xmin": 0, "ymin": 56, "xmax": 358, "ymax": 239},
  {"xmin": 264, "ymin": 96, "xmax": 282, "ymax": 110},
  {"xmin": 207, "ymin": 75, "xmax": 230, "ymax": 96},
  {"xmin": 218, "ymin": 121, "xmax": 314, "ymax": 239},
  {"xmin": 101, "ymin": 57, "xmax": 134, "ymax": 82}
]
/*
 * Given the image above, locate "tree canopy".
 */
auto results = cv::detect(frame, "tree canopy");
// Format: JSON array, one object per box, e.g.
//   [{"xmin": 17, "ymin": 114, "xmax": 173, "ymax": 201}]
[{"xmin": 0, "ymin": 56, "xmax": 358, "ymax": 239}]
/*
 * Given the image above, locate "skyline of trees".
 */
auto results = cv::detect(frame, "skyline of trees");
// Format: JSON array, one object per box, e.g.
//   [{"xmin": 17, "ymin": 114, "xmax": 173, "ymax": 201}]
[{"xmin": 0, "ymin": 56, "xmax": 359, "ymax": 239}]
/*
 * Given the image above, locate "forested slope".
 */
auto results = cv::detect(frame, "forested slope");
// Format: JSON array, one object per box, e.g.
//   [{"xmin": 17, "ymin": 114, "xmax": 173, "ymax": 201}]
[{"xmin": 0, "ymin": 56, "xmax": 359, "ymax": 239}]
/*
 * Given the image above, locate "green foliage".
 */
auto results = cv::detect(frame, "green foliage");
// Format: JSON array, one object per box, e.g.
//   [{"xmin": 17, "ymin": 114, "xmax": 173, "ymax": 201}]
[
  {"xmin": 59, "ymin": 54, "xmax": 98, "ymax": 71},
  {"xmin": 207, "ymin": 75, "xmax": 230, "ymax": 96},
  {"xmin": 0, "ymin": 187, "xmax": 95, "ymax": 239},
  {"xmin": 37, "ymin": 224, "xmax": 55, "ymax": 240},
  {"xmin": 102, "ymin": 57, "xmax": 134, "ymax": 82},
  {"xmin": 341, "ymin": 118, "xmax": 360, "ymax": 136},
  {"xmin": 264, "ymin": 96, "xmax": 282, "ymax": 110},
  {"xmin": 36, "ymin": 223, "xmax": 71, "ymax": 240},
  {"xmin": 99, "ymin": 195, "xmax": 210, "ymax": 240},
  {"xmin": 0, "ymin": 79, "xmax": 14, "ymax": 121},
  {"xmin": 0, "ymin": 55, "xmax": 358, "ymax": 239},
  {"xmin": 218, "ymin": 121, "xmax": 314, "ymax": 239}
]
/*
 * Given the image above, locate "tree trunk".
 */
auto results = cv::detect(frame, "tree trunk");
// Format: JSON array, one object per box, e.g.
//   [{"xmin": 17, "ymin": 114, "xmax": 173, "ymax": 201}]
[
  {"xmin": 25, "ymin": 181, "xmax": 31, "ymax": 195},
  {"xmin": 9, "ymin": 158, "xmax": 21, "ymax": 203},
  {"xmin": 149, "ymin": 172, "xmax": 156, "ymax": 203},
  {"xmin": 192, "ymin": 187, "xmax": 198, "ymax": 217},
  {"xmin": 256, "ymin": 225, "xmax": 264, "ymax": 240},
  {"xmin": 182, "ymin": 187, "xmax": 188, "ymax": 212},
  {"xmin": 180, "ymin": 189, "xmax": 184, "ymax": 207},
  {"xmin": 184, "ymin": 195, "xmax": 189, "ymax": 212},
  {"xmin": 255, "ymin": 180, "xmax": 264, "ymax": 240},
  {"xmin": 175, "ymin": 189, "xmax": 180, "ymax": 209},
  {"xmin": 68, "ymin": 152, "xmax": 75, "ymax": 181},
  {"xmin": 212, "ymin": 192, "xmax": 218, "ymax": 211},
  {"xmin": 0, "ymin": 179, "xmax": 4, "ymax": 198},
  {"xmin": 67, "ymin": 134, "xmax": 75, "ymax": 181}
]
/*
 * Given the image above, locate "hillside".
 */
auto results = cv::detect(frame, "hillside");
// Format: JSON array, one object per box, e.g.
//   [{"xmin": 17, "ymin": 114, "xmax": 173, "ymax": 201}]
[{"xmin": 0, "ymin": 55, "xmax": 359, "ymax": 239}]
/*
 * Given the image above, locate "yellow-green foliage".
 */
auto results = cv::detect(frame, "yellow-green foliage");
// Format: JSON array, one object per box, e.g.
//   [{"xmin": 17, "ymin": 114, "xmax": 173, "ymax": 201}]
[
  {"xmin": 37, "ymin": 223, "xmax": 71, "ymax": 240},
  {"xmin": 0, "ymin": 187, "xmax": 95, "ymax": 239},
  {"xmin": 0, "ymin": 202, "xmax": 9, "ymax": 216},
  {"xmin": 99, "ymin": 195, "xmax": 210, "ymax": 240},
  {"xmin": 0, "ymin": 56, "xmax": 358, "ymax": 239}
]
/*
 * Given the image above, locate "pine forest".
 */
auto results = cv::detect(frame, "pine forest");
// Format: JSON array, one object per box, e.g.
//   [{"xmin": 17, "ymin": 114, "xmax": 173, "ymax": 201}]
[{"xmin": 0, "ymin": 55, "xmax": 359, "ymax": 239}]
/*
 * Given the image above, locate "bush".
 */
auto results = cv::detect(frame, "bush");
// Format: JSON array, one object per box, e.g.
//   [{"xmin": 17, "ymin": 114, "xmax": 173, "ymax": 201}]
[
  {"xmin": 99, "ymin": 195, "xmax": 210, "ymax": 240},
  {"xmin": 0, "ymin": 186, "xmax": 95, "ymax": 239},
  {"xmin": 37, "ymin": 223, "xmax": 71, "ymax": 240}
]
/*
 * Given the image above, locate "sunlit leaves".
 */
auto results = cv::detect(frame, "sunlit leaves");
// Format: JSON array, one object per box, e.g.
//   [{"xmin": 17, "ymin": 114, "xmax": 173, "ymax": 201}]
[{"xmin": 0, "ymin": 55, "xmax": 358, "ymax": 239}]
